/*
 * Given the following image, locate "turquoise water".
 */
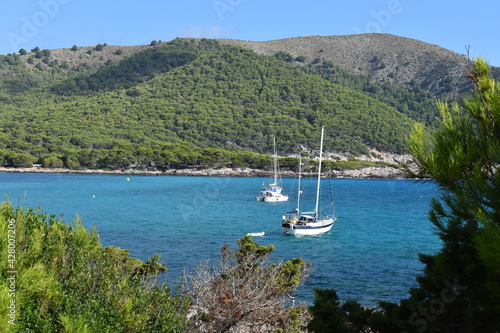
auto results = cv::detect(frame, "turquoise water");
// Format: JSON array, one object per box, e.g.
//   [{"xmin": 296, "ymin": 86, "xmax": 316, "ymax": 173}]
[{"xmin": 0, "ymin": 173, "xmax": 440, "ymax": 306}]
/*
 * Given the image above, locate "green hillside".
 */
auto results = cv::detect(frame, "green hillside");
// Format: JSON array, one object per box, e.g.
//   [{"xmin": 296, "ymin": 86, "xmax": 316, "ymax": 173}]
[
  {"xmin": 49, "ymin": 38, "xmax": 223, "ymax": 95},
  {"xmin": 302, "ymin": 60, "xmax": 438, "ymax": 127},
  {"xmin": 0, "ymin": 39, "xmax": 419, "ymax": 170}
]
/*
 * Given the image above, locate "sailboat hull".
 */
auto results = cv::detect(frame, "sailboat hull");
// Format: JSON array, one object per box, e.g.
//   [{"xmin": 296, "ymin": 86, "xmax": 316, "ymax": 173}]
[
  {"xmin": 281, "ymin": 126, "xmax": 336, "ymax": 236},
  {"xmin": 282, "ymin": 218, "xmax": 335, "ymax": 235},
  {"xmin": 257, "ymin": 138, "xmax": 289, "ymax": 202},
  {"xmin": 262, "ymin": 194, "xmax": 289, "ymax": 202},
  {"xmin": 256, "ymin": 186, "xmax": 289, "ymax": 202}
]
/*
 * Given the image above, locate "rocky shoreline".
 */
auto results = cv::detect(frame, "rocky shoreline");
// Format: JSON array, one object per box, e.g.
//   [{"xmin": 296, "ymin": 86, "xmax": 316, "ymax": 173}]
[
  {"xmin": 0, "ymin": 150, "xmax": 418, "ymax": 179},
  {"xmin": 0, "ymin": 165, "xmax": 411, "ymax": 179}
]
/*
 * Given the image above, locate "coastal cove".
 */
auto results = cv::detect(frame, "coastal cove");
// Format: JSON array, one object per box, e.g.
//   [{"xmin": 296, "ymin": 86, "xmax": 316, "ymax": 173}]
[{"xmin": 0, "ymin": 173, "xmax": 440, "ymax": 306}]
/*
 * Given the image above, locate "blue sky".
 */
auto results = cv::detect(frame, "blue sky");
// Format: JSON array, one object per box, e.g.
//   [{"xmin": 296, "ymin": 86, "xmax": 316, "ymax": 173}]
[{"xmin": 2, "ymin": 0, "xmax": 499, "ymax": 66}]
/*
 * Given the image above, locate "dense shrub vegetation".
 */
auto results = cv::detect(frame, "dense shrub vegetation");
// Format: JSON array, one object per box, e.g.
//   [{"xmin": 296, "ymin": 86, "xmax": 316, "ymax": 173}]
[
  {"xmin": 304, "ymin": 60, "xmax": 440, "ymax": 128},
  {"xmin": 0, "ymin": 39, "xmax": 425, "ymax": 171},
  {"xmin": 0, "ymin": 201, "xmax": 312, "ymax": 332},
  {"xmin": 0, "ymin": 201, "xmax": 190, "ymax": 332}
]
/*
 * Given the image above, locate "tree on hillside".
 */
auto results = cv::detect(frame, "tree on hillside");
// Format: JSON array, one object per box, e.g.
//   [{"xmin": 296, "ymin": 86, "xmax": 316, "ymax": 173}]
[
  {"xmin": 295, "ymin": 55, "xmax": 307, "ymax": 63},
  {"xmin": 399, "ymin": 58, "xmax": 500, "ymax": 332},
  {"xmin": 274, "ymin": 51, "xmax": 294, "ymax": 62}
]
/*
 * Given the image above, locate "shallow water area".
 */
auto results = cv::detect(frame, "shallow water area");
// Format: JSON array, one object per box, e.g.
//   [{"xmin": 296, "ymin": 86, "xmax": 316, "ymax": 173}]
[{"xmin": 0, "ymin": 173, "xmax": 440, "ymax": 306}]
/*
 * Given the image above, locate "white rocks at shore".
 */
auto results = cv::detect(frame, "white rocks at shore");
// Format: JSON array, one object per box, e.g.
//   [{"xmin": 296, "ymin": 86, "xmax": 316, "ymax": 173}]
[
  {"xmin": 0, "ymin": 165, "xmax": 411, "ymax": 179},
  {"xmin": 328, "ymin": 166, "xmax": 408, "ymax": 179},
  {"xmin": 0, "ymin": 150, "xmax": 419, "ymax": 179}
]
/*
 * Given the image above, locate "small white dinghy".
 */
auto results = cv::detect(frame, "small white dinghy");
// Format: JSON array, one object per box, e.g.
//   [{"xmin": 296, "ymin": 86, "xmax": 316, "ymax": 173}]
[{"xmin": 246, "ymin": 232, "xmax": 265, "ymax": 237}]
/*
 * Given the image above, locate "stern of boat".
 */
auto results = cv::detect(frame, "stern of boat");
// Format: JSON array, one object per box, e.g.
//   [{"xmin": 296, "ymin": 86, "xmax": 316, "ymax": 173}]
[{"xmin": 281, "ymin": 220, "xmax": 296, "ymax": 235}]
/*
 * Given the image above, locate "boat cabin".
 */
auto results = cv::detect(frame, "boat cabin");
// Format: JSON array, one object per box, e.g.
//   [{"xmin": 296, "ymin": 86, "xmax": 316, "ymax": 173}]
[{"xmin": 297, "ymin": 215, "xmax": 316, "ymax": 224}]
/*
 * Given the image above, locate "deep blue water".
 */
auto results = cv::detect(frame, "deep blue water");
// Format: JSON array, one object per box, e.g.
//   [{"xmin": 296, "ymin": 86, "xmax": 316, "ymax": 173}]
[{"xmin": 0, "ymin": 173, "xmax": 440, "ymax": 306}]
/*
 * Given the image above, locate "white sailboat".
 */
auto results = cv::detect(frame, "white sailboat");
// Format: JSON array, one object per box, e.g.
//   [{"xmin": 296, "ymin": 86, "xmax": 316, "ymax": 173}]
[
  {"xmin": 256, "ymin": 138, "xmax": 289, "ymax": 202},
  {"xmin": 281, "ymin": 126, "xmax": 336, "ymax": 235}
]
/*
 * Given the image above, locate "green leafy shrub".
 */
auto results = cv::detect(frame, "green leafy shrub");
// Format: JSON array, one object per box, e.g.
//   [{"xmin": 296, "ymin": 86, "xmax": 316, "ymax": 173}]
[{"xmin": 0, "ymin": 201, "xmax": 190, "ymax": 332}]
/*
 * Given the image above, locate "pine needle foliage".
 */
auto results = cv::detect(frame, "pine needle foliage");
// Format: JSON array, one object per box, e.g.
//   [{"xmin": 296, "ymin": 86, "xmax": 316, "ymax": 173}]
[
  {"xmin": 0, "ymin": 200, "xmax": 190, "ymax": 332},
  {"xmin": 305, "ymin": 58, "xmax": 500, "ymax": 333},
  {"xmin": 392, "ymin": 58, "xmax": 500, "ymax": 332}
]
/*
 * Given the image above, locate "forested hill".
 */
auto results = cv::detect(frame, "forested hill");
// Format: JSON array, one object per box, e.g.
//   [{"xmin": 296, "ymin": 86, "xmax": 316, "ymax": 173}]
[
  {"xmin": 0, "ymin": 36, "xmax": 480, "ymax": 170},
  {"xmin": 127, "ymin": 46, "xmax": 414, "ymax": 153},
  {"xmin": 215, "ymin": 34, "xmax": 500, "ymax": 99}
]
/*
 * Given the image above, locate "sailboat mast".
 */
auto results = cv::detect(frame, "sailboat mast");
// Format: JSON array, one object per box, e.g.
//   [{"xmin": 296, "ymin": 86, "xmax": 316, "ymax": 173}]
[
  {"xmin": 297, "ymin": 154, "xmax": 301, "ymax": 213},
  {"xmin": 273, "ymin": 137, "xmax": 278, "ymax": 185},
  {"xmin": 314, "ymin": 126, "xmax": 324, "ymax": 216}
]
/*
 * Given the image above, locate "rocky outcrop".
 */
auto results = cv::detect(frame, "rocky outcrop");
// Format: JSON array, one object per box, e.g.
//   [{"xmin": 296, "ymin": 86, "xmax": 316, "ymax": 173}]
[{"xmin": 328, "ymin": 166, "xmax": 408, "ymax": 179}]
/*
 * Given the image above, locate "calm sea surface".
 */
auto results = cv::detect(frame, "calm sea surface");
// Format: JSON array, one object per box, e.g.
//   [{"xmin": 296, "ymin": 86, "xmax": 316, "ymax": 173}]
[{"xmin": 0, "ymin": 173, "xmax": 440, "ymax": 306}]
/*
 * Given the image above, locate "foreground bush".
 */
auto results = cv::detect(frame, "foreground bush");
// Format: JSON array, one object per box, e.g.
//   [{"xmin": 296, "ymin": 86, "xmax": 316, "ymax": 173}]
[
  {"xmin": 1, "ymin": 201, "xmax": 317, "ymax": 332},
  {"xmin": 0, "ymin": 201, "xmax": 190, "ymax": 332},
  {"xmin": 184, "ymin": 235, "xmax": 312, "ymax": 332}
]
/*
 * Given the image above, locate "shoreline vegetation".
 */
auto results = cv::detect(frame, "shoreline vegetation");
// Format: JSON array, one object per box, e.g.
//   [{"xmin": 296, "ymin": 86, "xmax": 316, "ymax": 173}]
[
  {"xmin": 0, "ymin": 201, "xmax": 312, "ymax": 331},
  {"xmin": 0, "ymin": 164, "xmax": 410, "ymax": 178}
]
